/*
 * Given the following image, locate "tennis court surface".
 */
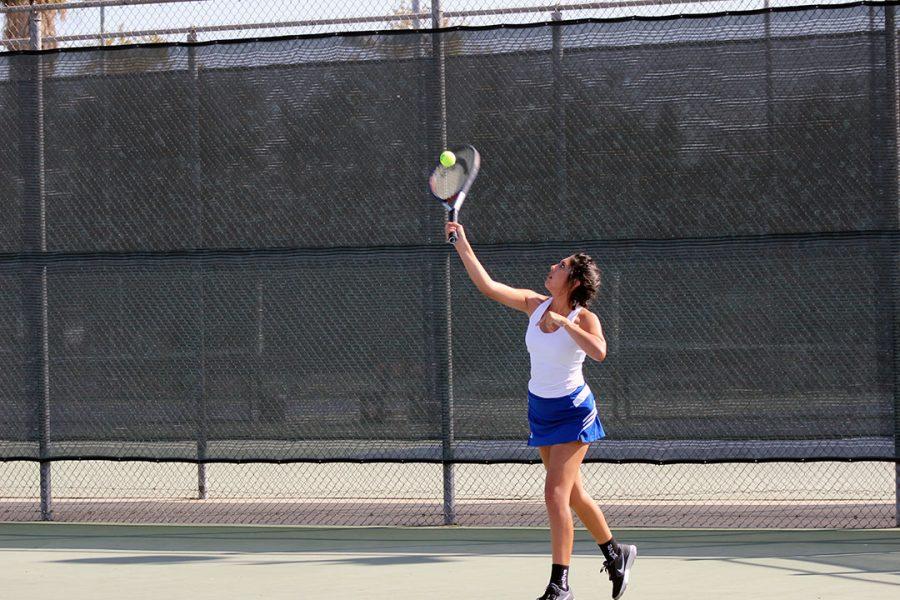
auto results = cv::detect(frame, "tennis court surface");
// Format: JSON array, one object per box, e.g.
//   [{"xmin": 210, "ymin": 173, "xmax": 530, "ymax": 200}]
[{"xmin": 2, "ymin": 524, "xmax": 898, "ymax": 599}]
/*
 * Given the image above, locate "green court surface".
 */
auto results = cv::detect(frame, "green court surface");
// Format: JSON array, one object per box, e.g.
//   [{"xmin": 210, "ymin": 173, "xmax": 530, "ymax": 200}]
[{"xmin": 1, "ymin": 524, "xmax": 898, "ymax": 599}]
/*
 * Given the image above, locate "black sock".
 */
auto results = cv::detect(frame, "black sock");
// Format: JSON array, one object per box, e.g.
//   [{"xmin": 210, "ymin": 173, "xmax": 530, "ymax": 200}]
[
  {"xmin": 598, "ymin": 537, "xmax": 620, "ymax": 562},
  {"xmin": 550, "ymin": 564, "xmax": 569, "ymax": 590}
]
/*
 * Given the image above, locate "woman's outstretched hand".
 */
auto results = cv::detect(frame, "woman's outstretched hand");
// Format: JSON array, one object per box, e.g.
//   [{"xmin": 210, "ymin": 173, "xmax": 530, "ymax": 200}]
[{"xmin": 445, "ymin": 221, "xmax": 469, "ymax": 247}]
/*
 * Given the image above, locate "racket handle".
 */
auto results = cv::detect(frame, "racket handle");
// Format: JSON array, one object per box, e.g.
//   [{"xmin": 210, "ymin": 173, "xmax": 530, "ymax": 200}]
[{"xmin": 447, "ymin": 209, "xmax": 457, "ymax": 244}]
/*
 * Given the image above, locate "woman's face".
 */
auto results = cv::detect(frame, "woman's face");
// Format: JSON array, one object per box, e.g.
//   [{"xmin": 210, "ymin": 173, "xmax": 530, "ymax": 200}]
[{"xmin": 545, "ymin": 255, "xmax": 576, "ymax": 295}]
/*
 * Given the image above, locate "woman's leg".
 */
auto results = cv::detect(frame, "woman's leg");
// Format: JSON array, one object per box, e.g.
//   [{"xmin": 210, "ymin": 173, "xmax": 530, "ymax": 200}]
[
  {"xmin": 543, "ymin": 441, "xmax": 590, "ymax": 565},
  {"xmin": 543, "ymin": 445, "xmax": 637, "ymax": 599},
  {"xmin": 540, "ymin": 446, "xmax": 612, "ymax": 544},
  {"xmin": 569, "ymin": 469, "xmax": 613, "ymax": 544}
]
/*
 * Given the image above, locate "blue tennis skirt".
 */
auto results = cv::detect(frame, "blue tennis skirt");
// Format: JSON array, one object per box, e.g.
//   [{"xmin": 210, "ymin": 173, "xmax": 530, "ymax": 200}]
[{"xmin": 527, "ymin": 383, "xmax": 605, "ymax": 447}]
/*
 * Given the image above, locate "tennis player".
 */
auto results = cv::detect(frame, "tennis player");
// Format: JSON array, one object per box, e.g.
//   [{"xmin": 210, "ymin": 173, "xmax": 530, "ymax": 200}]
[{"xmin": 446, "ymin": 222, "xmax": 636, "ymax": 600}]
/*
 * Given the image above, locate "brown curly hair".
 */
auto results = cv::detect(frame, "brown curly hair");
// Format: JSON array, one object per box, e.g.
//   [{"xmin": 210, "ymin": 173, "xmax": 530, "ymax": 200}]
[{"xmin": 567, "ymin": 253, "xmax": 601, "ymax": 308}]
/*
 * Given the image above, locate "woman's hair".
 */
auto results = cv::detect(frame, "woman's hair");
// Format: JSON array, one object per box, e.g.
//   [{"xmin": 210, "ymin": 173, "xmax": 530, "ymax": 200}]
[{"xmin": 568, "ymin": 253, "xmax": 601, "ymax": 308}]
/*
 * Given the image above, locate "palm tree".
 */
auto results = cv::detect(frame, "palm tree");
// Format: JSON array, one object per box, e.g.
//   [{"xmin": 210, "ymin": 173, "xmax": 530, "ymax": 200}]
[{"xmin": 3, "ymin": 0, "xmax": 66, "ymax": 50}]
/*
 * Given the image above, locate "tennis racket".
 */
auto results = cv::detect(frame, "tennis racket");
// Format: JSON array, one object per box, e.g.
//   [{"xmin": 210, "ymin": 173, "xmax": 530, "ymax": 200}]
[{"xmin": 428, "ymin": 145, "xmax": 481, "ymax": 244}]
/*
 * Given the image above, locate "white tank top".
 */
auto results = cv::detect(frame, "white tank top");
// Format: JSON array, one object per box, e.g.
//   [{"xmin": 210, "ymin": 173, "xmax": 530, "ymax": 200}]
[{"xmin": 525, "ymin": 298, "xmax": 585, "ymax": 397}]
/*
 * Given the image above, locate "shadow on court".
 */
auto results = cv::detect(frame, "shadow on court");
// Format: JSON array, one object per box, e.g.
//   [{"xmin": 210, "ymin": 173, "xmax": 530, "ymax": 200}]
[
  {"xmin": 53, "ymin": 553, "xmax": 227, "ymax": 565},
  {"xmin": 2, "ymin": 524, "xmax": 898, "ymax": 563},
  {"xmin": 52, "ymin": 553, "xmax": 454, "ymax": 567}
]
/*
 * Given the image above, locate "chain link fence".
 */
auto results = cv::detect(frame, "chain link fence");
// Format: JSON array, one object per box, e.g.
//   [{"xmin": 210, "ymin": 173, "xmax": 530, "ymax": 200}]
[
  {"xmin": 1, "ymin": 2, "xmax": 898, "ymax": 527},
  {"xmin": 0, "ymin": 0, "xmax": 872, "ymax": 51},
  {"xmin": 3, "ymin": 461, "xmax": 894, "ymax": 526}
]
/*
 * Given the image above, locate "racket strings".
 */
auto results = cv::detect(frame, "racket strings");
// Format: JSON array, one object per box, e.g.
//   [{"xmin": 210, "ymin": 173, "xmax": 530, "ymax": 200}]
[
  {"xmin": 430, "ymin": 164, "xmax": 468, "ymax": 200},
  {"xmin": 429, "ymin": 146, "xmax": 478, "ymax": 202}
]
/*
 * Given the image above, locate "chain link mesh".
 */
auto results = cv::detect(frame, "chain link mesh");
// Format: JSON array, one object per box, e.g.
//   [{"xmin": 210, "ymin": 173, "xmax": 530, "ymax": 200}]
[
  {"xmin": 1, "ymin": 461, "xmax": 894, "ymax": 526},
  {"xmin": 0, "ymin": 3, "xmax": 898, "ymax": 527},
  {"xmin": 0, "ymin": 0, "xmax": 872, "ymax": 51}
]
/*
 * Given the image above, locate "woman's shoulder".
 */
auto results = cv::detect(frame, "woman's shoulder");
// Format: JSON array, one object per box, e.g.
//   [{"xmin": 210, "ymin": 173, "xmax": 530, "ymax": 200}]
[
  {"xmin": 525, "ymin": 294, "xmax": 550, "ymax": 316},
  {"xmin": 575, "ymin": 307, "xmax": 601, "ymax": 326}
]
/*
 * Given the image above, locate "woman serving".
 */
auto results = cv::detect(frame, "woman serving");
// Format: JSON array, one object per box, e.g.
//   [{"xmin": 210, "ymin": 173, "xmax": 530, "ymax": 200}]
[{"xmin": 446, "ymin": 221, "xmax": 636, "ymax": 600}]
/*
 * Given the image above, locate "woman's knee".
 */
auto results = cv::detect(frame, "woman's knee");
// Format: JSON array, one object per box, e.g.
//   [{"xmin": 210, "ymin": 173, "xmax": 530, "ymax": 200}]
[{"xmin": 544, "ymin": 482, "xmax": 571, "ymax": 511}]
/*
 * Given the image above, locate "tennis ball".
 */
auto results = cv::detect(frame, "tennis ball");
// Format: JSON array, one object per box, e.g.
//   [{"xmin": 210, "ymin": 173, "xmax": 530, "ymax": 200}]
[{"xmin": 440, "ymin": 150, "xmax": 456, "ymax": 168}]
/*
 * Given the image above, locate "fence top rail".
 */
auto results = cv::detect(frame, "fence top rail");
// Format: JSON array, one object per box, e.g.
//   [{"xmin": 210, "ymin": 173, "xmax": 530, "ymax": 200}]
[
  {"xmin": 0, "ymin": 0, "xmax": 767, "ymax": 17},
  {"xmin": 0, "ymin": 0, "xmax": 209, "ymax": 15}
]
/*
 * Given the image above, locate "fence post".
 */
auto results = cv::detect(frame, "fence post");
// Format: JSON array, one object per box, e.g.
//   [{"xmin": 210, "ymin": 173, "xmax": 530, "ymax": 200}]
[
  {"xmin": 187, "ymin": 28, "xmax": 208, "ymax": 500},
  {"xmin": 22, "ymin": 7, "xmax": 52, "ymax": 522},
  {"xmin": 884, "ymin": 6, "xmax": 900, "ymax": 529},
  {"xmin": 552, "ymin": 9, "xmax": 566, "ymax": 206},
  {"xmin": 429, "ymin": 0, "xmax": 456, "ymax": 526},
  {"xmin": 764, "ymin": 2, "xmax": 774, "ymax": 152}
]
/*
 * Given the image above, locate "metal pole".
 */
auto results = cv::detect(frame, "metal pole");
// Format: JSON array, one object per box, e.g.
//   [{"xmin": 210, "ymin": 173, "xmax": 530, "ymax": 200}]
[
  {"xmin": 99, "ymin": 6, "xmax": 107, "ymax": 75},
  {"xmin": 552, "ymin": 9, "xmax": 566, "ymax": 207},
  {"xmin": 0, "ymin": 0, "xmax": 715, "ymax": 16},
  {"xmin": 23, "ymin": 7, "xmax": 52, "ymax": 522},
  {"xmin": 100, "ymin": 5, "xmax": 106, "ymax": 48},
  {"xmin": 255, "ymin": 278, "xmax": 264, "ymax": 423},
  {"xmin": 412, "ymin": 0, "xmax": 421, "ymax": 29},
  {"xmin": 884, "ymin": 6, "xmax": 900, "ymax": 529},
  {"xmin": 187, "ymin": 29, "xmax": 208, "ymax": 500},
  {"xmin": 430, "ymin": 0, "xmax": 455, "ymax": 526},
  {"xmin": 764, "ymin": 1, "xmax": 773, "ymax": 155},
  {"xmin": 0, "ymin": 0, "xmax": 209, "ymax": 13},
  {"xmin": 868, "ymin": 8, "xmax": 891, "ymax": 527}
]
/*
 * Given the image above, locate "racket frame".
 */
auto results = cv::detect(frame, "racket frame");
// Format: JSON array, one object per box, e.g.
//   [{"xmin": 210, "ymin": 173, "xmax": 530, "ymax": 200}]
[{"xmin": 429, "ymin": 145, "xmax": 480, "ymax": 244}]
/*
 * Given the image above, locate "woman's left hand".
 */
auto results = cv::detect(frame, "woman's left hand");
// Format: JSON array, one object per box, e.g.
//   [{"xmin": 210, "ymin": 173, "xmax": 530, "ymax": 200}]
[{"xmin": 540, "ymin": 310, "xmax": 570, "ymax": 330}]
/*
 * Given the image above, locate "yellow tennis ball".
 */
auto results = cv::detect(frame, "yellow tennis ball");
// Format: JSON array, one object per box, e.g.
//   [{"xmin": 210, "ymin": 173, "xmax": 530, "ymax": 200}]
[{"xmin": 440, "ymin": 150, "xmax": 456, "ymax": 168}]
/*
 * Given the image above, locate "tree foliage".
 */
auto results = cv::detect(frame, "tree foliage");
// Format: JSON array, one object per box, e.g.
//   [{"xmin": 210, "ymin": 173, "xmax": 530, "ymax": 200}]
[{"xmin": 2, "ymin": 0, "xmax": 66, "ymax": 50}]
